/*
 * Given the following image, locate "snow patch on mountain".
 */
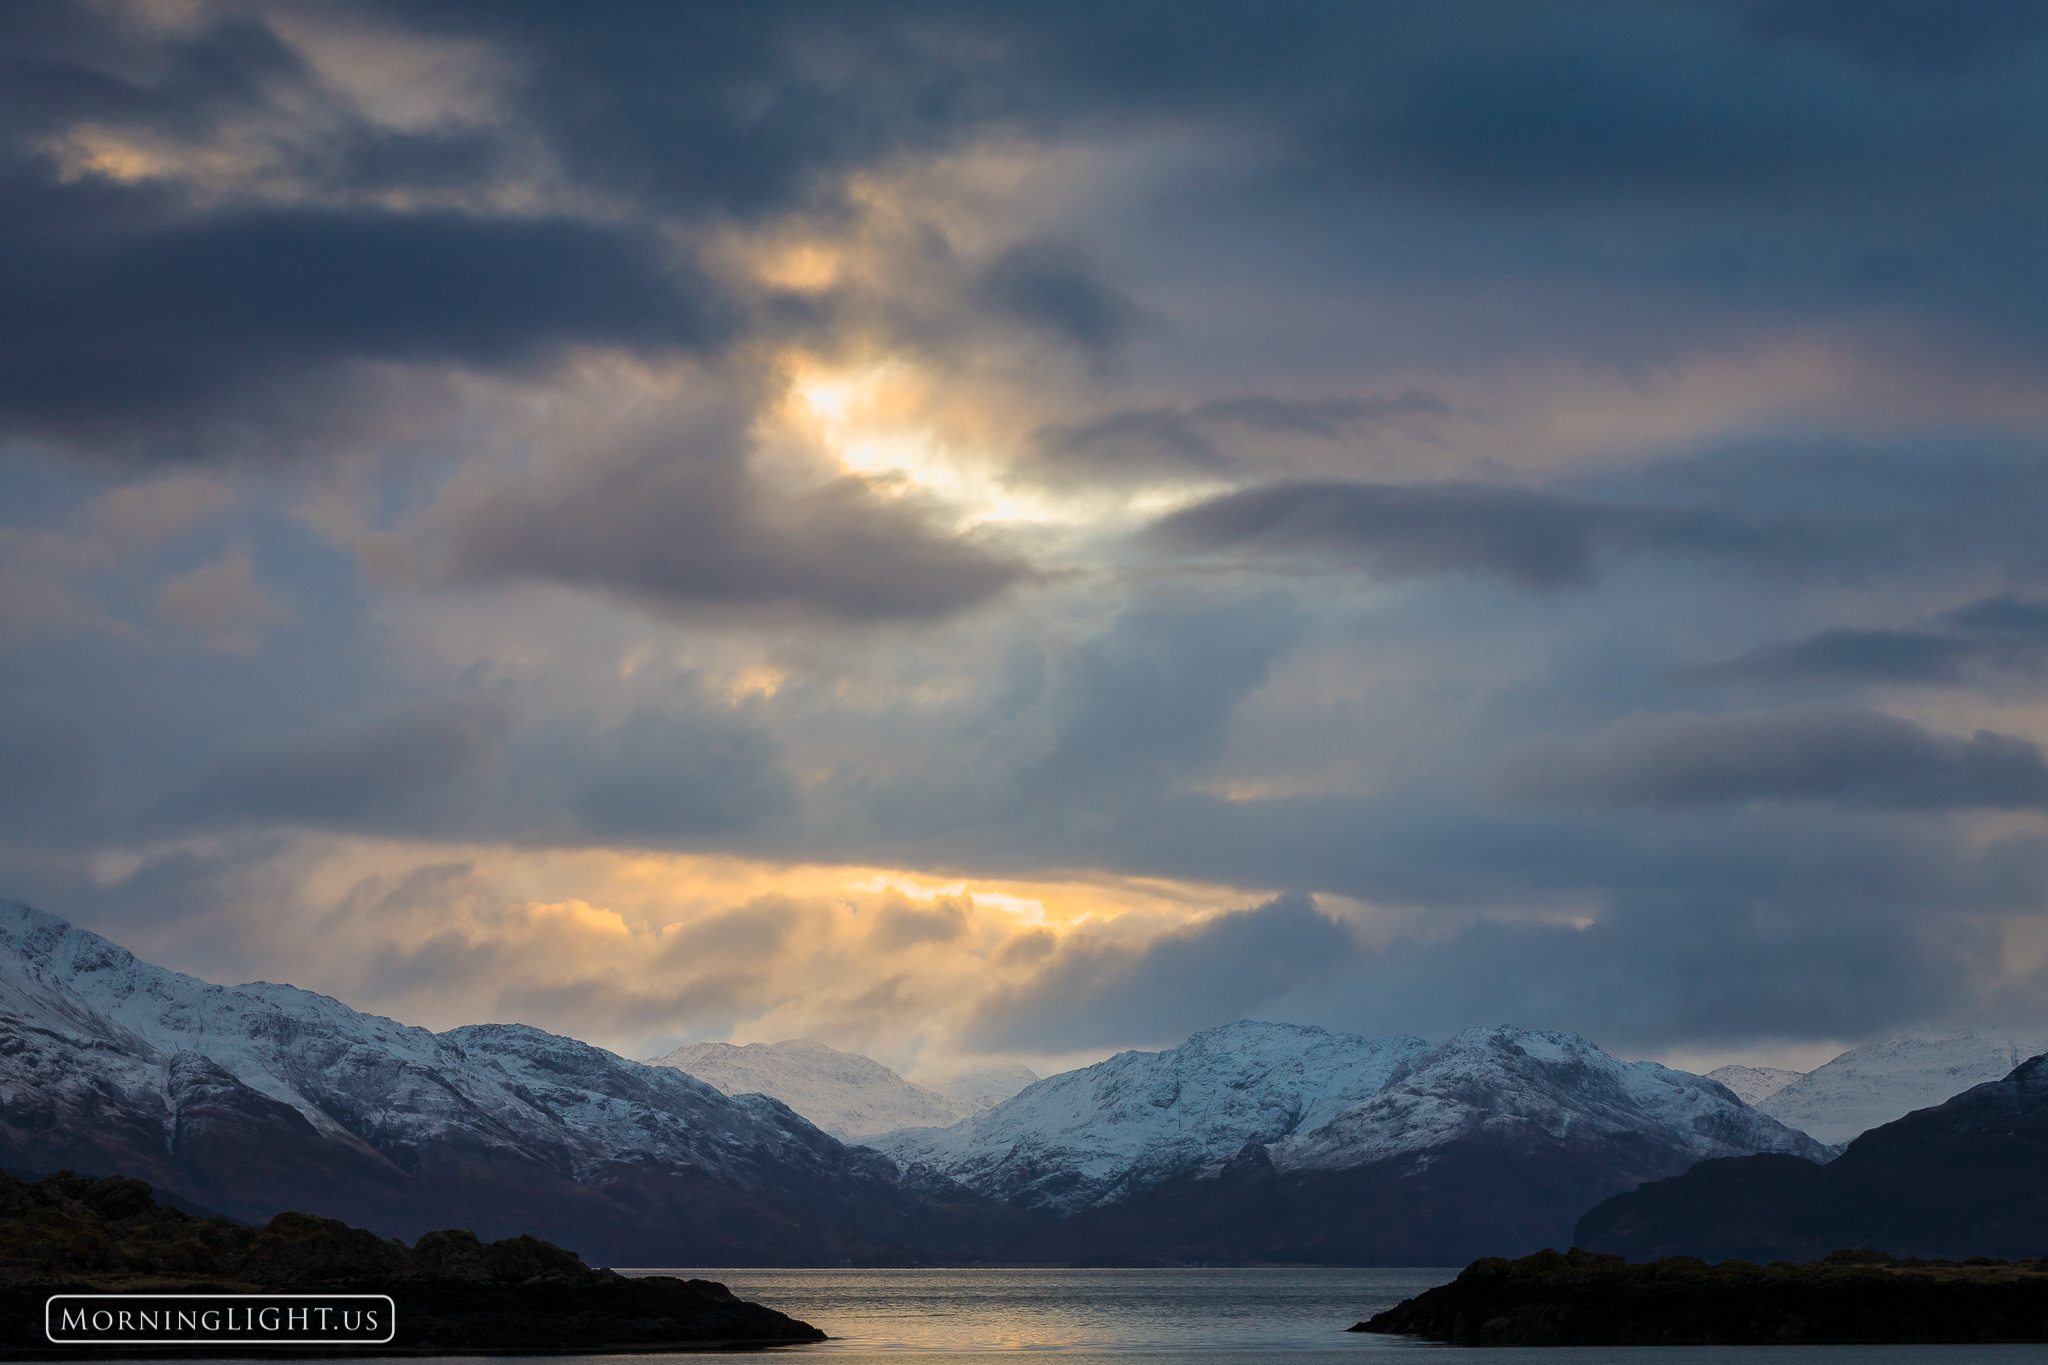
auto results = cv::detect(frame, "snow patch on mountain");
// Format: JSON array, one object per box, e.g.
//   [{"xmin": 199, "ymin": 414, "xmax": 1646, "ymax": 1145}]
[
  {"xmin": 1274, "ymin": 1026, "xmax": 1827, "ymax": 1172},
  {"xmin": 0, "ymin": 901, "xmax": 862, "ymax": 1191},
  {"xmin": 916, "ymin": 1062, "xmax": 1039, "ymax": 1110},
  {"xmin": 1706, "ymin": 1064, "xmax": 1806, "ymax": 1106},
  {"xmin": 868, "ymin": 1021, "xmax": 1431, "ymax": 1211},
  {"xmin": 643, "ymin": 1038, "xmax": 989, "ymax": 1138},
  {"xmin": 872, "ymin": 1022, "xmax": 1828, "ymax": 1214},
  {"xmin": 1757, "ymin": 1031, "xmax": 2048, "ymax": 1147}
]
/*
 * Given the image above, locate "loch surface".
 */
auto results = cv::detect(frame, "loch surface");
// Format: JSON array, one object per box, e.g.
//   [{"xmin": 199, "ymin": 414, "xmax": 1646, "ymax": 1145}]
[{"xmin": 618, "ymin": 1266, "xmax": 2048, "ymax": 1362}]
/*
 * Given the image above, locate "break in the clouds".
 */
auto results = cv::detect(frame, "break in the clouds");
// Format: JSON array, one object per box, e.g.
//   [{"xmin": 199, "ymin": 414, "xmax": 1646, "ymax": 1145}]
[{"xmin": 6, "ymin": 0, "xmax": 2048, "ymax": 1074}]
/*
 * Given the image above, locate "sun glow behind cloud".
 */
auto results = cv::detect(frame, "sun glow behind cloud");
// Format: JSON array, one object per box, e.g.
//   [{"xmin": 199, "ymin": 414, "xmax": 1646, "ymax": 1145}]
[
  {"xmin": 780, "ymin": 353, "xmax": 1069, "ymax": 531},
  {"xmin": 94, "ymin": 833, "xmax": 1281, "ymax": 1074}
]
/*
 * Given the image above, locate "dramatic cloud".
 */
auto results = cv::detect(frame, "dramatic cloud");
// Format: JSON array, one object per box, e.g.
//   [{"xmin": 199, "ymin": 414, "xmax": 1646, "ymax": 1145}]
[
  {"xmin": 1, "ymin": 186, "xmax": 731, "ymax": 443},
  {"xmin": 7, "ymin": 0, "xmax": 2048, "ymax": 1073},
  {"xmin": 1498, "ymin": 708, "xmax": 2048, "ymax": 810},
  {"xmin": 447, "ymin": 451, "xmax": 1026, "ymax": 622}
]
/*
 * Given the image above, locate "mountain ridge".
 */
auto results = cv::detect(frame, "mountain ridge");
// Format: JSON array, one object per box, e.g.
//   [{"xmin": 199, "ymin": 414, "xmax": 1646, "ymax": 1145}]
[
  {"xmin": 864, "ymin": 1019, "xmax": 1829, "ymax": 1262},
  {"xmin": 0, "ymin": 900, "xmax": 1025, "ymax": 1264},
  {"xmin": 644, "ymin": 1037, "xmax": 1030, "ymax": 1139},
  {"xmin": 1755, "ymin": 1031, "xmax": 2048, "ymax": 1147}
]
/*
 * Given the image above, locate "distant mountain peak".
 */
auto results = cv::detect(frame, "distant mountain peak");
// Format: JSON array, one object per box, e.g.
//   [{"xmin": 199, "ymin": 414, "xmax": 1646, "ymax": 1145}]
[
  {"xmin": 871, "ymin": 1019, "xmax": 1825, "ymax": 1216},
  {"xmin": 642, "ymin": 1037, "xmax": 1000, "ymax": 1139},
  {"xmin": 1705, "ymin": 1064, "xmax": 1806, "ymax": 1106},
  {"xmin": 1757, "ymin": 1029, "xmax": 2048, "ymax": 1146}
]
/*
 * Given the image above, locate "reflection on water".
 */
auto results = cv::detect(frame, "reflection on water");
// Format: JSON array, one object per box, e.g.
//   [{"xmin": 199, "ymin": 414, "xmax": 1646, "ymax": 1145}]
[
  {"xmin": 617, "ymin": 1266, "xmax": 2048, "ymax": 1363},
  {"xmin": 155, "ymin": 1264, "xmax": 2048, "ymax": 1363},
  {"xmin": 625, "ymin": 1266, "xmax": 1451, "ymax": 1353}
]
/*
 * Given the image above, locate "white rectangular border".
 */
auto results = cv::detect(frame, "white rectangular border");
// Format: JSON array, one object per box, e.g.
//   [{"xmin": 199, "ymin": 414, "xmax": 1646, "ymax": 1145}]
[{"xmin": 45, "ymin": 1293, "xmax": 397, "ymax": 1345}]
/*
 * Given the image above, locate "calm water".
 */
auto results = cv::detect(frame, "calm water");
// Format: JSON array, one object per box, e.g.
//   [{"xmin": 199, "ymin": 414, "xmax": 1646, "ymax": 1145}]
[{"xmin": 593, "ymin": 1266, "xmax": 2048, "ymax": 1364}]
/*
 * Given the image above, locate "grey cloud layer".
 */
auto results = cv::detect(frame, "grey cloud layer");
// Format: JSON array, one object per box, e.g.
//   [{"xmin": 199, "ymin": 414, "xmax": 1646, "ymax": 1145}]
[
  {"xmin": 8, "ymin": 0, "xmax": 2048, "ymax": 1060},
  {"xmin": 968, "ymin": 892, "xmax": 1358, "ymax": 1051},
  {"xmin": 1698, "ymin": 595, "xmax": 2048, "ymax": 685},
  {"xmin": 1497, "ymin": 709, "xmax": 2048, "ymax": 810},
  {"xmin": 9, "ymin": 0, "xmax": 2048, "ymax": 455},
  {"xmin": 443, "ymin": 432, "xmax": 1027, "ymax": 622},
  {"xmin": 1149, "ymin": 481, "xmax": 1794, "ymax": 589}
]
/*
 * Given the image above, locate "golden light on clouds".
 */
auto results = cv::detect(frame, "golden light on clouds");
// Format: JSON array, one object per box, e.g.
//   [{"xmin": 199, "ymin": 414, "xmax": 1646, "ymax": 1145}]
[
  {"xmin": 755, "ymin": 243, "xmax": 845, "ymax": 293},
  {"xmin": 778, "ymin": 352, "xmax": 1067, "ymax": 529},
  {"xmin": 43, "ymin": 126, "xmax": 178, "ymax": 183},
  {"xmin": 111, "ymin": 833, "xmax": 1281, "ymax": 1075}
]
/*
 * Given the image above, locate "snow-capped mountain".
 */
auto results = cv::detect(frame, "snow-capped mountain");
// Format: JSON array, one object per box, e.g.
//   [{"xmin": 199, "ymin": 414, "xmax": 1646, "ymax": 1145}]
[
  {"xmin": 869, "ymin": 1021, "xmax": 1431, "ymax": 1211},
  {"xmin": 874, "ymin": 1021, "xmax": 1822, "ymax": 1217},
  {"xmin": 0, "ymin": 902, "xmax": 1007, "ymax": 1263},
  {"xmin": 1273, "ymin": 1027, "xmax": 1828, "ymax": 1171},
  {"xmin": 1755, "ymin": 1031, "xmax": 2048, "ymax": 1147},
  {"xmin": 1704, "ymin": 1064, "xmax": 1805, "ymax": 1106},
  {"xmin": 915, "ymin": 1062, "xmax": 1040, "ymax": 1111},
  {"xmin": 644, "ymin": 1038, "xmax": 995, "ymax": 1139}
]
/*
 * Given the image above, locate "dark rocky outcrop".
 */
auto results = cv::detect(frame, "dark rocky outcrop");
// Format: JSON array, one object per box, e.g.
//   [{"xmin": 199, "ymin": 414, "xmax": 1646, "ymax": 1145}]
[
  {"xmin": 1576, "ymin": 1051, "xmax": 2048, "ymax": 1263},
  {"xmin": 1356, "ymin": 1246, "xmax": 2048, "ymax": 1345},
  {"xmin": 0, "ymin": 1169, "xmax": 825, "ymax": 1356}
]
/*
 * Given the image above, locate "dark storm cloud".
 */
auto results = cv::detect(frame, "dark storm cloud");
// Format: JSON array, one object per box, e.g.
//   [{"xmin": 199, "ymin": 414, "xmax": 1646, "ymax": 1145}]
[
  {"xmin": 0, "ymin": 6, "xmax": 738, "ymax": 445},
  {"xmin": 373, "ymin": 0, "xmax": 2048, "ymax": 222},
  {"xmin": 968, "ymin": 891, "xmax": 1359, "ymax": 1051},
  {"xmin": 185, "ymin": 694, "xmax": 511, "ymax": 830},
  {"xmin": 10, "ymin": 0, "xmax": 2048, "ymax": 453},
  {"xmin": 1149, "ymin": 481, "xmax": 1787, "ymax": 589},
  {"xmin": 445, "ymin": 434, "xmax": 1026, "ymax": 622},
  {"xmin": 0, "ymin": 7, "xmax": 300, "ymax": 140},
  {"xmin": 0, "ymin": 186, "xmax": 729, "ymax": 440},
  {"xmin": 382, "ymin": 0, "xmax": 1027, "ymax": 220},
  {"xmin": 1695, "ymin": 594, "xmax": 2048, "ymax": 684},
  {"xmin": 1497, "ymin": 707, "xmax": 2048, "ymax": 810}
]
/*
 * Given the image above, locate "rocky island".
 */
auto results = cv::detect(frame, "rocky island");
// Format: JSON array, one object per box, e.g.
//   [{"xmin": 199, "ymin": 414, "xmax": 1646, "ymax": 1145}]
[
  {"xmin": 0, "ymin": 1170, "xmax": 824, "ymax": 1356},
  {"xmin": 1354, "ymin": 1246, "xmax": 2048, "ymax": 1345}
]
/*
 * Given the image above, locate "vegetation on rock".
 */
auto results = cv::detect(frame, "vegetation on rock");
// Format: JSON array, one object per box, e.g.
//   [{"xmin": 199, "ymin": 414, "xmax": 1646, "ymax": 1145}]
[
  {"xmin": 1356, "ymin": 1246, "xmax": 2048, "ymax": 1345},
  {"xmin": 0, "ymin": 1170, "xmax": 824, "ymax": 1354}
]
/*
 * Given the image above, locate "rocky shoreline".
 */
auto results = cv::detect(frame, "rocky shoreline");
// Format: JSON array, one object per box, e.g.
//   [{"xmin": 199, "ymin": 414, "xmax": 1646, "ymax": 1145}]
[
  {"xmin": 1354, "ymin": 1246, "xmax": 2048, "ymax": 1345},
  {"xmin": 0, "ymin": 1171, "xmax": 824, "ymax": 1357}
]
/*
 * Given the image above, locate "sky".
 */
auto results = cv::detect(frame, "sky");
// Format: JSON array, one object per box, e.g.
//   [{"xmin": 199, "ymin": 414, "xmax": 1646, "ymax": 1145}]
[{"xmin": 6, "ymin": 0, "xmax": 2048, "ymax": 1083}]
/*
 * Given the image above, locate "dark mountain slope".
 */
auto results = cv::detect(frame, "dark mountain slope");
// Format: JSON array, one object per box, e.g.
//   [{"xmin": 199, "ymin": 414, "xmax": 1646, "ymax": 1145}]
[
  {"xmin": 1003, "ymin": 1131, "xmax": 1739, "ymax": 1267},
  {"xmin": 1577, "ymin": 1051, "xmax": 2048, "ymax": 1262}
]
